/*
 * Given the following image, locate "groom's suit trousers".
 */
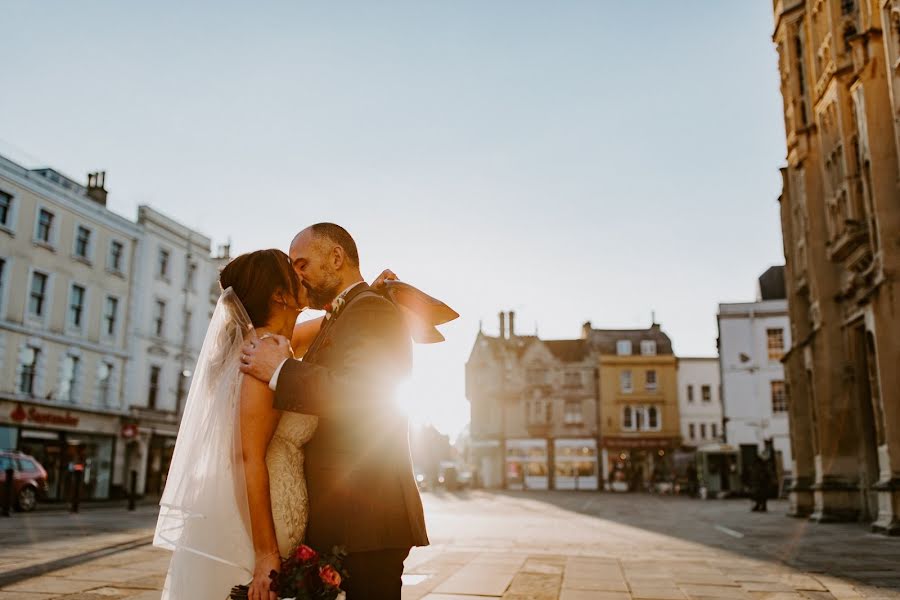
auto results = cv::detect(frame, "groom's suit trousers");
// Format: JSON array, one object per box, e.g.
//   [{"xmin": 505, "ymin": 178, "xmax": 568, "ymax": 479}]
[{"xmin": 342, "ymin": 548, "xmax": 409, "ymax": 600}]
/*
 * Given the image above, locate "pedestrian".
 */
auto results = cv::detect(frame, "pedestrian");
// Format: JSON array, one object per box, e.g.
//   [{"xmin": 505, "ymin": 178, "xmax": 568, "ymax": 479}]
[
  {"xmin": 749, "ymin": 455, "xmax": 770, "ymax": 512},
  {"xmin": 686, "ymin": 462, "xmax": 699, "ymax": 498}
]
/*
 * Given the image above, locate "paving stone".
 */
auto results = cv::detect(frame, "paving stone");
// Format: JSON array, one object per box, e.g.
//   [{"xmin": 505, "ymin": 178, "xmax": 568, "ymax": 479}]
[
  {"xmin": 432, "ymin": 564, "xmax": 516, "ymax": 596},
  {"xmin": 1, "ymin": 577, "xmax": 109, "ymax": 595},
  {"xmin": 630, "ymin": 587, "xmax": 689, "ymax": 600},
  {"xmin": 678, "ymin": 583, "xmax": 750, "ymax": 599},
  {"xmin": 744, "ymin": 582, "xmax": 802, "ymax": 593},
  {"xmin": 560, "ymin": 592, "xmax": 632, "ymax": 600},
  {"xmin": 503, "ymin": 572, "xmax": 562, "ymax": 599}
]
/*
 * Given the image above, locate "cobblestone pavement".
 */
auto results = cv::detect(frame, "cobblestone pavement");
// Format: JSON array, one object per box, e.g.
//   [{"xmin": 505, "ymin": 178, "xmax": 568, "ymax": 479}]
[{"xmin": 1, "ymin": 491, "xmax": 898, "ymax": 599}]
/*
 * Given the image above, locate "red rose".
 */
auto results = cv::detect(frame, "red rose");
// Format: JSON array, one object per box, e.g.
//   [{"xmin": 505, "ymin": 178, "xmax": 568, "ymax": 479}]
[
  {"xmin": 319, "ymin": 564, "xmax": 341, "ymax": 588},
  {"xmin": 294, "ymin": 545, "xmax": 318, "ymax": 563}
]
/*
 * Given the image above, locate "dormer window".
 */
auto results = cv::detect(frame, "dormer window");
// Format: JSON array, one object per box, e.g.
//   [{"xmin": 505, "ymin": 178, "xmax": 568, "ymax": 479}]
[
  {"xmin": 640, "ymin": 340, "xmax": 657, "ymax": 356},
  {"xmin": 616, "ymin": 340, "xmax": 632, "ymax": 356}
]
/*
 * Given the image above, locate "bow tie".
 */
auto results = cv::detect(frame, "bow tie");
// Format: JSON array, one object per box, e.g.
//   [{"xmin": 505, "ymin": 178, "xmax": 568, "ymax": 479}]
[{"xmin": 323, "ymin": 296, "xmax": 346, "ymax": 319}]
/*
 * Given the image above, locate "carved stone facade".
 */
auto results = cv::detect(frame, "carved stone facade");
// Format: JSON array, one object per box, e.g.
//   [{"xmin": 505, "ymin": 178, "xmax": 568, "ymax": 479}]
[{"xmin": 773, "ymin": 0, "xmax": 900, "ymax": 533}]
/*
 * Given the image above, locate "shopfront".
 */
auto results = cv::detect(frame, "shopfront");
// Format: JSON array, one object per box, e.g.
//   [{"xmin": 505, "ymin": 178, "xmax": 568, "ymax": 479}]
[
  {"xmin": 554, "ymin": 438, "xmax": 599, "ymax": 490},
  {"xmin": 144, "ymin": 432, "xmax": 177, "ymax": 497},
  {"xmin": 1, "ymin": 400, "xmax": 121, "ymax": 500},
  {"xmin": 603, "ymin": 437, "xmax": 679, "ymax": 493},
  {"xmin": 505, "ymin": 439, "xmax": 549, "ymax": 490}
]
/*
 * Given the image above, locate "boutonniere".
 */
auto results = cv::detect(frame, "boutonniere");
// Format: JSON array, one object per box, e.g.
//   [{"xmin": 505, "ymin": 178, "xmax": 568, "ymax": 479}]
[{"xmin": 324, "ymin": 296, "xmax": 346, "ymax": 320}]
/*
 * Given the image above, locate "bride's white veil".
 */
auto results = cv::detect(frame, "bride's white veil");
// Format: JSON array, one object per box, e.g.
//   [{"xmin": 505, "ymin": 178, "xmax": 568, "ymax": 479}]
[{"xmin": 154, "ymin": 287, "xmax": 256, "ymax": 598}]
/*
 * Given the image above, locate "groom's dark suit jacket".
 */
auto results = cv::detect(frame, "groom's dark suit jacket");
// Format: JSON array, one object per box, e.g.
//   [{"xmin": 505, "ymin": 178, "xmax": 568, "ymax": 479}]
[{"xmin": 273, "ymin": 283, "xmax": 429, "ymax": 553}]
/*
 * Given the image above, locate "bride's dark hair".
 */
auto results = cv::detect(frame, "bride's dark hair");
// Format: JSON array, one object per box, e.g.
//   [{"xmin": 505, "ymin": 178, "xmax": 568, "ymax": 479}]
[{"xmin": 219, "ymin": 249, "xmax": 301, "ymax": 327}]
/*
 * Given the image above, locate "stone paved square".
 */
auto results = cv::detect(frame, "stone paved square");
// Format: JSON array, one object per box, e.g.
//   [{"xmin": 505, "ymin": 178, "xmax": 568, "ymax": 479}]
[{"xmin": 1, "ymin": 492, "xmax": 899, "ymax": 599}]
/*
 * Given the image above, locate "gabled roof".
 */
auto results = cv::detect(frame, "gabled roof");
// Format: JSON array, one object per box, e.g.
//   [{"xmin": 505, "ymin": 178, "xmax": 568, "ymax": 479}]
[{"xmin": 544, "ymin": 339, "xmax": 589, "ymax": 363}]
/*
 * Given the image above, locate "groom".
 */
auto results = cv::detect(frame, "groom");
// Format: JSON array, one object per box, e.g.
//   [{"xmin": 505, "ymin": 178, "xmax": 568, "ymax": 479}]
[{"xmin": 240, "ymin": 223, "xmax": 429, "ymax": 600}]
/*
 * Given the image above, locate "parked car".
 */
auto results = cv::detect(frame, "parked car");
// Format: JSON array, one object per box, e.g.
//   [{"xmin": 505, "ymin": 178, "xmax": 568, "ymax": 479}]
[{"xmin": 0, "ymin": 450, "xmax": 49, "ymax": 512}]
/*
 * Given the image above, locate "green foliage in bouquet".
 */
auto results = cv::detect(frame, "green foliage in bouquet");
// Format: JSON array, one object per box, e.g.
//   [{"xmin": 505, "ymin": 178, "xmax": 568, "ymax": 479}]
[{"xmin": 231, "ymin": 544, "xmax": 348, "ymax": 600}]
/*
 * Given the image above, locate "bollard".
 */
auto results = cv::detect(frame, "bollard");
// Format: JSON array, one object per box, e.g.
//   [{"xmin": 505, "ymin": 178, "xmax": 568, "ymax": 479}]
[
  {"xmin": 2, "ymin": 468, "xmax": 13, "ymax": 517},
  {"xmin": 128, "ymin": 470, "xmax": 137, "ymax": 511},
  {"xmin": 70, "ymin": 470, "xmax": 81, "ymax": 513}
]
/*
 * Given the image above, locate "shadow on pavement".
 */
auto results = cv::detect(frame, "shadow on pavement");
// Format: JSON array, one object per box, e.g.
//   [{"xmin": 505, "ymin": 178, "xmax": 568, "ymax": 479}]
[{"xmin": 480, "ymin": 489, "xmax": 900, "ymax": 591}]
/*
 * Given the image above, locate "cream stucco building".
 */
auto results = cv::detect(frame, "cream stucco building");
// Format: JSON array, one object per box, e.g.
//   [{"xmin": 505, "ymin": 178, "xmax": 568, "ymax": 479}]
[{"xmin": 0, "ymin": 152, "xmax": 228, "ymax": 501}]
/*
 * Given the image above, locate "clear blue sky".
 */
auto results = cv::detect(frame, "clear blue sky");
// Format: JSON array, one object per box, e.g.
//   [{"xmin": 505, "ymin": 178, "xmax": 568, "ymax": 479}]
[{"xmin": 1, "ymin": 1, "xmax": 786, "ymax": 437}]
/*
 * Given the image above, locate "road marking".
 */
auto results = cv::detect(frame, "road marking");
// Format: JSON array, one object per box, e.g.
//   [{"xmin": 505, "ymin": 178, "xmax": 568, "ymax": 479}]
[{"xmin": 714, "ymin": 524, "xmax": 745, "ymax": 539}]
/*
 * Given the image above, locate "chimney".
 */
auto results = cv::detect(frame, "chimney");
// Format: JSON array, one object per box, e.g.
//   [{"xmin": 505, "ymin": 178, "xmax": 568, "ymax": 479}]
[
  {"xmin": 508, "ymin": 311, "xmax": 516, "ymax": 338},
  {"xmin": 86, "ymin": 171, "xmax": 108, "ymax": 206},
  {"xmin": 498, "ymin": 312, "xmax": 506, "ymax": 339},
  {"xmin": 582, "ymin": 321, "xmax": 592, "ymax": 339}
]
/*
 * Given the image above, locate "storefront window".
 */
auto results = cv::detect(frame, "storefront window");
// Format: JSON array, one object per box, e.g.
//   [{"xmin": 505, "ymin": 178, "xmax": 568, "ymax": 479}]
[
  {"xmin": 146, "ymin": 435, "xmax": 177, "ymax": 496},
  {"xmin": 65, "ymin": 434, "xmax": 113, "ymax": 500},
  {"xmin": 0, "ymin": 426, "xmax": 17, "ymax": 450},
  {"xmin": 19, "ymin": 430, "xmax": 64, "ymax": 499}
]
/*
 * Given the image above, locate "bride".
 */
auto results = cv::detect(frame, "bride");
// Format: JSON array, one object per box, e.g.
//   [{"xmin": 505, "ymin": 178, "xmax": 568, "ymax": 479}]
[{"xmin": 154, "ymin": 249, "xmax": 392, "ymax": 600}]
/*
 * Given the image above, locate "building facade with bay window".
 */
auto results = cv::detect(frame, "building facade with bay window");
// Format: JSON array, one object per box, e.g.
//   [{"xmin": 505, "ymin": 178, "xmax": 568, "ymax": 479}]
[
  {"xmin": 466, "ymin": 312, "xmax": 600, "ymax": 490},
  {"xmin": 466, "ymin": 312, "xmax": 679, "ymax": 491}
]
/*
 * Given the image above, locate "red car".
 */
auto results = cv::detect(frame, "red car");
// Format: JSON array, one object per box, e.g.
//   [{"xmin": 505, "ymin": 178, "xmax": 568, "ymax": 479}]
[{"xmin": 0, "ymin": 450, "xmax": 49, "ymax": 512}]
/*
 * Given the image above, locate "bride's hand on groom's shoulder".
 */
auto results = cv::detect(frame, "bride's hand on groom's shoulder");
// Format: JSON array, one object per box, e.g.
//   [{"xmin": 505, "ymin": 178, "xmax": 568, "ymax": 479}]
[
  {"xmin": 240, "ymin": 335, "xmax": 292, "ymax": 383},
  {"xmin": 372, "ymin": 268, "xmax": 399, "ymax": 289}
]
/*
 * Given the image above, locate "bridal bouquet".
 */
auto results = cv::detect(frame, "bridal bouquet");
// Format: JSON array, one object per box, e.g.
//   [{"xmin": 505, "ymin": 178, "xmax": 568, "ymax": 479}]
[{"xmin": 230, "ymin": 545, "xmax": 348, "ymax": 600}]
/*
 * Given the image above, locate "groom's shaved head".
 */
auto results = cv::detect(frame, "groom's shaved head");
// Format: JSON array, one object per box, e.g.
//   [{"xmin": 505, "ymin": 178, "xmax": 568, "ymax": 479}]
[
  {"xmin": 290, "ymin": 223, "xmax": 362, "ymax": 309},
  {"xmin": 306, "ymin": 223, "xmax": 360, "ymax": 267}
]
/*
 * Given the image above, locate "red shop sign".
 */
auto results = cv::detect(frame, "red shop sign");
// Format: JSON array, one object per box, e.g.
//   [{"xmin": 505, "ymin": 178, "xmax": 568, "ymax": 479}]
[{"xmin": 9, "ymin": 403, "xmax": 79, "ymax": 427}]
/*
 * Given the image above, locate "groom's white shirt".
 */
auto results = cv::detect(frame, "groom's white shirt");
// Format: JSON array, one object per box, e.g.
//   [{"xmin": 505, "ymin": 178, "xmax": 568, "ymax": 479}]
[{"xmin": 268, "ymin": 280, "xmax": 365, "ymax": 391}]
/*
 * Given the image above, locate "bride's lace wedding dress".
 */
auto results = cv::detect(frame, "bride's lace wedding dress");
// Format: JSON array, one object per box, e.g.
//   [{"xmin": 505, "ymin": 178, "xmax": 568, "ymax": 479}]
[
  {"xmin": 154, "ymin": 289, "xmax": 319, "ymax": 599},
  {"xmin": 267, "ymin": 412, "xmax": 318, "ymax": 557}
]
